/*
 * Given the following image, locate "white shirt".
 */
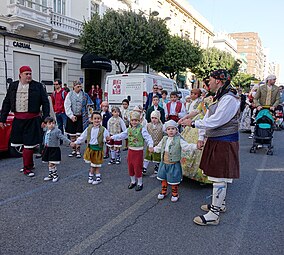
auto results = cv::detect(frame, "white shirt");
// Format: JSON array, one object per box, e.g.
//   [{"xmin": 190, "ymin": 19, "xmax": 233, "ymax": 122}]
[
  {"xmin": 75, "ymin": 125, "xmax": 109, "ymax": 145},
  {"xmin": 195, "ymin": 95, "xmax": 240, "ymax": 130},
  {"xmin": 154, "ymin": 136, "xmax": 197, "ymax": 153}
]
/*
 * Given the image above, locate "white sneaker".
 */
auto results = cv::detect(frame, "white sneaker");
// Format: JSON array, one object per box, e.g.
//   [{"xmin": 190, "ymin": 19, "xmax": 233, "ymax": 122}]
[
  {"xmin": 52, "ymin": 174, "xmax": 59, "ymax": 182},
  {"xmin": 171, "ymin": 195, "xmax": 179, "ymax": 202},
  {"xmin": 44, "ymin": 174, "xmax": 53, "ymax": 181},
  {"xmin": 88, "ymin": 176, "xmax": 94, "ymax": 184},
  {"xmin": 68, "ymin": 151, "xmax": 76, "ymax": 157},
  {"xmin": 248, "ymin": 133, "xmax": 254, "ymax": 139},
  {"xmin": 157, "ymin": 193, "xmax": 165, "ymax": 200},
  {"xmin": 76, "ymin": 152, "xmax": 81, "ymax": 158},
  {"xmin": 92, "ymin": 177, "xmax": 102, "ymax": 185}
]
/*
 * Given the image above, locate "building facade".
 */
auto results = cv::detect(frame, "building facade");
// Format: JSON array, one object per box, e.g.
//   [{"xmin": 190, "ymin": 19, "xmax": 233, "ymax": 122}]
[
  {"xmin": 0, "ymin": 0, "xmax": 214, "ymax": 104},
  {"xmin": 213, "ymin": 32, "xmax": 238, "ymax": 59},
  {"xmin": 229, "ymin": 32, "xmax": 264, "ymax": 80}
]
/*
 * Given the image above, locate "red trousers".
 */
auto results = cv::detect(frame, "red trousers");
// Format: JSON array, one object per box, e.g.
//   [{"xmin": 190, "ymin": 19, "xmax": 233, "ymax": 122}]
[
  {"xmin": 23, "ymin": 148, "xmax": 34, "ymax": 171},
  {"xmin": 127, "ymin": 149, "xmax": 143, "ymax": 178}
]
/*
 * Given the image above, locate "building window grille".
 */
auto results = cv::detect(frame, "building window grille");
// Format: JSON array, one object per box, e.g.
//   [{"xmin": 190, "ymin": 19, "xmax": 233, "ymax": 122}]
[
  {"xmin": 91, "ymin": 1, "xmax": 100, "ymax": 17},
  {"xmin": 54, "ymin": 0, "xmax": 66, "ymax": 15}
]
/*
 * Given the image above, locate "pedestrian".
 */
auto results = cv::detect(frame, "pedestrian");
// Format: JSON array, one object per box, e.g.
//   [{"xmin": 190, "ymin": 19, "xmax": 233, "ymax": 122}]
[
  {"xmin": 94, "ymin": 84, "xmax": 103, "ymax": 111},
  {"xmin": 149, "ymin": 120, "xmax": 196, "ymax": 202},
  {"xmin": 159, "ymin": 90, "xmax": 169, "ymax": 110},
  {"xmin": 166, "ymin": 91, "xmax": 186, "ymax": 122},
  {"xmin": 63, "ymin": 83, "xmax": 70, "ymax": 93},
  {"xmin": 254, "ymin": 75, "xmax": 280, "ymax": 111},
  {"xmin": 71, "ymin": 112, "xmax": 109, "ymax": 185},
  {"xmin": 146, "ymin": 95, "xmax": 166, "ymax": 123},
  {"xmin": 88, "ymin": 84, "xmax": 96, "ymax": 104},
  {"xmin": 100, "ymin": 101, "xmax": 112, "ymax": 159},
  {"xmin": 107, "ymin": 107, "xmax": 126, "ymax": 165},
  {"xmin": 42, "ymin": 117, "xmax": 71, "ymax": 182},
  {"xmin": 145, "ymin": 85, "xmax": 162, "ymax": 111},
  {"xmin": 0, "ymin": 66, "xmax": 50, "ymax": 177},
  {"xmin": 185, "ymin": 88, "xmax": 202, "ymax": 114},
  {"xmin": 51, "ymin": 79, "xmax": 68, "ymax": 135},
  {"xmin": 133, "ymin": 105, "xmax": 147, "ymax": 127},
  {"xmin": 108, "ymin": 111, "xmax": 153, "ymax": 191},
  {"xmin": 180, "ymin": 69, "xmax": 240, "ymax": 226},
  {"xmin": 120, "ymin": 99, "xmax": 130, "ymax": 150},
  {"xmin": 143, "ymin": 110, "xmax": 164, "ymax": 176},
  {"xmin": 64, "ymin": 80, "xmax": 94, "ymax": 158}
]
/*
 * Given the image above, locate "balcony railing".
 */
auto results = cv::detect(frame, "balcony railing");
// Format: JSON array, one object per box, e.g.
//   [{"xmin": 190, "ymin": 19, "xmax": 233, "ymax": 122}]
[
  {"xmin": 7, "ymin": 0, "xmax": 83, "ymax": 36},
  {"xmin": 50, "ymin": 13, "xmax": 82, "ymax": 36}
]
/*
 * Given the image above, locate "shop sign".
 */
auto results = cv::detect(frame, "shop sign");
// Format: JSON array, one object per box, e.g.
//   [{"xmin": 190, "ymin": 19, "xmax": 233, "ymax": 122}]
[{"xmin": 13, "ymin": 41, "xmax": 31, "ymax": 49}]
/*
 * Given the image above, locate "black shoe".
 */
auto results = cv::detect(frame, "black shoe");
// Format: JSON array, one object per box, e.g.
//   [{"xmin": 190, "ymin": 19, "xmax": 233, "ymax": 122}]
[
  {"xmin": 122, "ymin": 147, "xmax": 128, "ymax": 151},
  {"xmin": 142, "ymin": 167, "xmax": 147, "ymax": 175},
  {"xmin": 128, "ymin": 182, "xmax": 136, "ymax": 189},
  {"xmin": 135, "ymin": 184, "xmax": 143, "ymax": 191},
  {"xmin": 103, "ymin": 154, "xmax": 109, "ymax": 159}
]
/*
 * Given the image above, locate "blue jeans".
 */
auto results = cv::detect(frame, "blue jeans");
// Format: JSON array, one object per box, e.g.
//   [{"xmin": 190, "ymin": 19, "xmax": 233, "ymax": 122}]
[
  {"xmin": 56, "ymin": 113, "xmax": 67, "ymax": 134},
  {"xmin": 96, "ymin": 98, "xmax": 101, "ymax": 111}
]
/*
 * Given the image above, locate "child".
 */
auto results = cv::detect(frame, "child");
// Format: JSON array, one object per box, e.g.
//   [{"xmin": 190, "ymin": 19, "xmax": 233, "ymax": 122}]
[
  {"xmin": 166, "ymin": 91, "xmax": 186, "ymax": 122},
  {"xmin": 71, "ymin": 112, "xmax": 109, "ymax": 184},
  {"xmin": 186, "ymin": 89, "xmax": 202, "ymax": 114},
  {"xmin": 184, "ymin": 95, "xmax": 191, "ymax": 113},
  {"xmin": 159, "ymin": 90, "xmax": 169, "ymax": 110},
  {"xmin": 149, "ymin": 120, "xmax": 196, "ymax": 202},
  {"xmin": 42, "ymin": 117, "xmax": 71, "ymax": 182},
  {"xmin": 120, "ymin": 99, "xmax": 130, "ymax": 150},
  {"xmin": 107, "ymin": 107, "xmax": 127, "ymax": 164},
  {"xmin": 146, "ymin": 95, "xmax": 166, "ymax": 123},
  {"xmin": 143, "ymin": 110, "xmax": 163, "ymax": 176},
  {"xmin": 101, "ymin": 101, "xmax": 112, "ymax": 158},
  {"xmin": 108, "ymin": 111, "xmax": 153, "ymax": 191},
  {"xmin": 133, "ymin": 105, "xmax": 147, "ymax": 127}
]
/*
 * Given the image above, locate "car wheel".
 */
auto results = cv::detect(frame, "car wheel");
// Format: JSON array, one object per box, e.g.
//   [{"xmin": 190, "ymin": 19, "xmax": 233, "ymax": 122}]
[{"xmin": 9, "ymin": 142, "xmax": 23, "ymax": 158}]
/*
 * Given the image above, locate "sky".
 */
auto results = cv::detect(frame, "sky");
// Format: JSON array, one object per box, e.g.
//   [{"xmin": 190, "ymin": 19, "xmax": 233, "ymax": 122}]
[{"xmin": 187, "ymin": 0, "xmax": 284, "ymax": 83}]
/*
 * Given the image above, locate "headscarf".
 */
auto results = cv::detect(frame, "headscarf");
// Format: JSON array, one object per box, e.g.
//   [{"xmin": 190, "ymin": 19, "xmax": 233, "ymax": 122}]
[
  {"xmin": 130, "ymin": 111, "xmax": 141, "ymax": 121},
  {"xmin": 150, "ymin": 110, "xmax": 162, "ymax": 123}
]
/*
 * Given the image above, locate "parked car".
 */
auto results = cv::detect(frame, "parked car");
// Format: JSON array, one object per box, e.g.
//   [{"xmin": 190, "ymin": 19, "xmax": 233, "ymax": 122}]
[{"xmin": 0, "ymin": 112, "xmax": 22, "ymax": 157}]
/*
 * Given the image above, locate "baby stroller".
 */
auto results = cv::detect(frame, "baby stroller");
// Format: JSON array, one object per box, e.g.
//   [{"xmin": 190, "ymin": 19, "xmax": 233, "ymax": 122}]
[{"xmin": 250, "ymin": 109, "xmax": 274, "ymax": 155}]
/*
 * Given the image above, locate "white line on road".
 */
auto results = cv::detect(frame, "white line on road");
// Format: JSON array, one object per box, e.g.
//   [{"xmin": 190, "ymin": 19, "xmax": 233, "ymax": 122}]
[
  {"xmin": 229, "ymin": 155, "xmax": 267, "ymax": 255},
  {"xmin": 64, "ymin": 187, "xmax": 160, "ymax": 255},
  {"xmin": 256, "ymin": 168, "xmax": 284, "ymax": 172}
]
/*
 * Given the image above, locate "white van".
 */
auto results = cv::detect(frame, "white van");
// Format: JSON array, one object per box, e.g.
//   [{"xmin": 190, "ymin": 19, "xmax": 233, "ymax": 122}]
[{"xmin": 104, "ymin": 73, "xmax": 177, "ymax": 109}]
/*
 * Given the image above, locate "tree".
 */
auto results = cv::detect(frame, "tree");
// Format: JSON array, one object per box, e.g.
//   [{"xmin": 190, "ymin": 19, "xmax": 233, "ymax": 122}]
[
  {"xmin": 232, "ymin": 72, "xmax": 257, "ymax": 90},
  {"xmin": 149, "ymin": 35, "xmax": 202, "ymax": 79},
  {"xmin": 80, "ymin": 10, "xmax": 170, "ymax": 73},
  {"xmin": 191, "ymin": 47, "xmax": 240, "ymax": 79}
]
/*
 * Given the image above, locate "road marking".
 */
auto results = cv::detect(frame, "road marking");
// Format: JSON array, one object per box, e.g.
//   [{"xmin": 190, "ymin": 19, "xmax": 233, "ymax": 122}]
[
  {"xmin": 229, "ymin": 155, "xmax": 267, "ymax": 255},
  {"xmin": 256, "ymin": 168, "xmax": 284, "ymax": 172},
  {"xmin": 64, "ymin": 187, "xmax": 160, "ymax": 255},
  {"xmin": 0, "ymin": 170, "xmax": 84, "ymax": 207}
]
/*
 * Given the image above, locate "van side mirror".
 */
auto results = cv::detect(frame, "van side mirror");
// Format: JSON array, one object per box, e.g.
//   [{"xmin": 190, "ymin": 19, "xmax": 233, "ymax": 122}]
[{"xmin": 127, "ymin": 95, "xmax": 131, "ymax": 101}]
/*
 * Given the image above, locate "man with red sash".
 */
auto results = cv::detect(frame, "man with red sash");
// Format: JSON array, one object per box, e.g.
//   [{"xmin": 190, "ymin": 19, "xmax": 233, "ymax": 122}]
[{"xmin": 0, "ymin": 66, "xmax": 50, "ymax": 177}]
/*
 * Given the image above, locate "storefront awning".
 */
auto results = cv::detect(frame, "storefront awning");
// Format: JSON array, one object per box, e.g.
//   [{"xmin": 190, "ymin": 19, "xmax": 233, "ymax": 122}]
[{"xmin": 81, "ymin": 53, "xmax": 112, "ymax": 72}]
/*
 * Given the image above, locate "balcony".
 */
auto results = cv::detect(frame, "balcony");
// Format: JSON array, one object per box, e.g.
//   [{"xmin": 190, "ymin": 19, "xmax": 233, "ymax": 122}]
[{"xmin": 7, "ymin": 0, "xmax": 82, "ymax": 37}]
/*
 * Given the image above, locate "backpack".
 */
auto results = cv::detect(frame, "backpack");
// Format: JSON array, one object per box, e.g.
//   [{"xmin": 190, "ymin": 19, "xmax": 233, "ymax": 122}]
[{"xmin": 52, "ymin": 90, "xmax": 66, "ymax": 100}]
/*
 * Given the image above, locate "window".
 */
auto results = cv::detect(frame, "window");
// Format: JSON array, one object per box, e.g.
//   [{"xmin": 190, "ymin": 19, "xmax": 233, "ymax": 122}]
[
  {"xmin": 91, "ymin": 1, "xmax": 100, "ymax": 17},
  {"xmin": 54, "ymin": 60, "xmax": 67, "ymax": 83},
  {"xmin": 54, "ymin": 0, "xmax": 66, "ymax": 15}
]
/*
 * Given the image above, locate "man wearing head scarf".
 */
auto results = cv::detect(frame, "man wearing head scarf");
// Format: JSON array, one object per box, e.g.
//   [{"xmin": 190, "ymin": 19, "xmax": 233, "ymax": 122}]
[
  {"xmin": 180, "ymin": 69, "xmax": 240, "ymax": 226},
  {"xmin": 0, "ymin": 66, "xmax": 50, "ymax": 177},
  {"xmin": 253, "ymin": 74, "xmax": 280, "ymax": 111}
]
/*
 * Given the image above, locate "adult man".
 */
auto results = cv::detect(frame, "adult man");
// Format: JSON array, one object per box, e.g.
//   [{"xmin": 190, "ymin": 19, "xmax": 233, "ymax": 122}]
[
  {"xmin": 144, "ymin": 85, "xmax": 162, "ymax": 111},
  {"xmin": 63, "ymin": 83, "xmax": 70, "ymax": 92},
  {"xmin": 253, "ymin": 75, "xmax": 280, "ymax": 111},
  {"xmin": 0, "ymin": 66, "xmax": 49, "ymax": 177},
  {"xmin": 64, "ymin": 80, "xmax": 93, "ymax": 158},
  {"xmin": 145, "ymin": 95, "xmax": 166, "ymax": 123},
  {"xmin": 51, "ymin": 79, "xmax": 68, "ymax": 135},
  {"xmin": 180, "ymin": 69, "xmax": 240, "ymax": 226}
]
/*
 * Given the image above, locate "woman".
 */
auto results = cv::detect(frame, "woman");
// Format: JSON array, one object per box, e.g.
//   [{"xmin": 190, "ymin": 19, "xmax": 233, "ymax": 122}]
[
  {"xmin": 94, "ymin": 84, "xmax": 103, "ymax": 111},
  {"xmin": 178, "ymin": 78, "xmax": 214, "ymax": 184}
]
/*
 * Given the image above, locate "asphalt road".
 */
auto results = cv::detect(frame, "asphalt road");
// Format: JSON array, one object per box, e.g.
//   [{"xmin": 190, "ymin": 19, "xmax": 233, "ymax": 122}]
[{"xmin": 0, "ymin": 131, "xmax": 284, "ymax": 255}]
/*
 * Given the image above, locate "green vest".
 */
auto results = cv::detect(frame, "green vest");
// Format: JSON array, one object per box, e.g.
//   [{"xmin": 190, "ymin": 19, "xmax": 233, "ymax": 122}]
[
  {"xmin": 128, "ymin": 124, "xmax": 144, "ymax": 147},
  {"xmin": 161, "ymin": 135, "xmax": 182, "ymax": 163},
  {"xmin": 86, "ymin": 125, "xmax": 105, "ymax": 150}
]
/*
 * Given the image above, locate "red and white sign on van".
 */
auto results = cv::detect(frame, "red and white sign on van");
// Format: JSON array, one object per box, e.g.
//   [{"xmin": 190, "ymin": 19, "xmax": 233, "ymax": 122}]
[{"xmin": 112, "ymin": 79, "xmax": 121, "ymax": 94}]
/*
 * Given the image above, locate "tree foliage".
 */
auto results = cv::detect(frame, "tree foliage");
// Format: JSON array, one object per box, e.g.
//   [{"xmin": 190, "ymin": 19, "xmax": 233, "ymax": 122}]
[
  {"xmin": 191, "ymin": 47, "xmax": 240, "ymax": 80},
  {"xmin": 231, "ymin": 72, "xmax": 257, "ymax": 89},
  {"xmin": 149, "ymin": 35, "xmax": 202, "ymax": 79},
  {"xmin": 80, "ymin": 10, "xmax": 170, "ymax": 73}
]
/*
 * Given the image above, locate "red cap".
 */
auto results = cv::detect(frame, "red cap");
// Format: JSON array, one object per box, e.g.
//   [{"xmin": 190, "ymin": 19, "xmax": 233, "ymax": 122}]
[{"xmin": 19, "ymin": 66, "xmax": 32, "ymax": 73}]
